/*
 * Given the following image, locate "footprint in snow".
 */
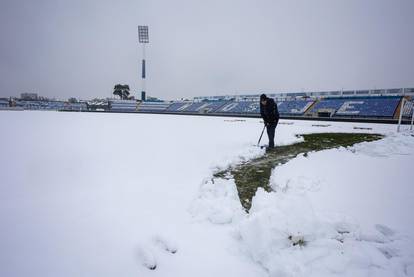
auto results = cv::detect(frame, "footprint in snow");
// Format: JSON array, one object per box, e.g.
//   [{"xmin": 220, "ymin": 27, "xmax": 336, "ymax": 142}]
[
  {"xmin": 377, "ymin": 245, "xmax": 399, "ymax": 259},
  {"xmin": 152, "ymin": 235, "xmax": 178, "ymax": 254},
  {"xmin": 375, "ymin": 224, "xmax": 396, "ymax": 238},
  {"xmin": 137, "ymin": 235, "xmax": 178, "ymax": 270},
  {"xmin": 137, "ymin": 246, "xmax": 157, "ymax": 270}
]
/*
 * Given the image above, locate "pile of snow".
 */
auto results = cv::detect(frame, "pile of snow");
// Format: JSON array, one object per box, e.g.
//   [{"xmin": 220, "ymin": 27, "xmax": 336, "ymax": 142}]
[
  {"xmin": 237, "ymin": 188, "xmax": 413, "ymax": 277},
  {"xmin": 189, "ymin": 177, "xmax": 245, "ymax": 225},
  {"xmin": 192, "ymin": 132, "xmax": 414, "ymax": 277}
]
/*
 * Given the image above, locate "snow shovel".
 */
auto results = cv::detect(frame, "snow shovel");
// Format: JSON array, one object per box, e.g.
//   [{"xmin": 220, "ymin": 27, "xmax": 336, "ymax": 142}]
[{"xmin": 257, "ymin": 124, "xmax": 266, "ymax": 146}]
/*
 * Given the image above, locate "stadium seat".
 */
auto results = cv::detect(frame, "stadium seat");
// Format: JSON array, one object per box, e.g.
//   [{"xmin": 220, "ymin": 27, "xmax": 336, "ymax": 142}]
[
  {"xmin": 277, "ymin": 100, "xmax": 315, "ymax": 115},
  {"xmin": 137, "ymin": 101, "xmax": 171, "ymax": 112},
  {"xmin": 109, "ymin": 100, "xmax": 137, "ymax": 112},
  {"xmin": 179, "ymin": 101, "xmax": 229, "ymax": 113},
  {"xmin": 0, "ymin": 99, "xmax": 9, "ymax": 108},
  {"xmin": 215, "ymin": 101, "xmax": 260, "ymax": 114},
  {"xmin": 165, "ymin": 102, "xmax": 194, "ymax": 112},
  {"xmin": 309, "ymin": 96, "xmax": 401, "ymax": 118}
]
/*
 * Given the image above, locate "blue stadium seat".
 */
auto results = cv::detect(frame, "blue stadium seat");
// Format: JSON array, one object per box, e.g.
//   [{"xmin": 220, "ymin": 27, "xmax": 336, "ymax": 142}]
[
  {"xmin": 180, "ymin": 101, "xmax": 229, "ymax": 113},
  {"xmin": 165, "ymin": 102, "xmax": 193, "ymax": 112},
  {"xmin": 310, "ymin": 99, "xmax": 345, "ymax": 112},
  {"xmin": 46, "ymin": 101, "xmax": 65, "ymax": 110},
  {"xmin": 278, "ymin": 100, "xmax": 314, "ymax": 115},
  {"xmin": 0, "ymin": 99, "xmax": 9, "ymax": 108},
  {"xmin": 109, "ymin": 100, "xmax": 137, "ymax": 112},
  {"xmin": 17, "ymin": 101, "xmax": 66, "ymax": 110},
  {"xmin": 64, "ymin": 102, "xmax": 87, "ymax": 111},
  {"xmin": 309, "ymin": 96, "xmax": 401, "ymax": 118},
  {"xmin": 137, "ymin": 101, "xmax": 171, "ymax": 112},
  {"xmin": 215, "ymin": 99, "xmax": 314, "ymax": 115},
  {"xmin": 216, "ymin": 101, "xmax": 260, "ymax": 114}
]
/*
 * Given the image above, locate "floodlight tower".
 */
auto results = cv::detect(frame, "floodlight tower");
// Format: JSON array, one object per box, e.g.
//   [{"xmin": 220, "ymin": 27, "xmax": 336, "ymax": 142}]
[{"xmin": 138, "ymin": 26, "xmax": 149, "ymax": 101}]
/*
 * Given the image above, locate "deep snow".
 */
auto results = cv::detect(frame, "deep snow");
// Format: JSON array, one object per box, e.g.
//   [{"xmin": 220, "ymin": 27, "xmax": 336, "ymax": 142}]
[{"xmin": 0, "ymin": 111, "xmax": 413, "ymax": 277}]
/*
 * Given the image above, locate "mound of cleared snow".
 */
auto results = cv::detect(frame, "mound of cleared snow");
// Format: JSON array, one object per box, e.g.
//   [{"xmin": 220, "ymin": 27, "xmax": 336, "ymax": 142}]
[
  {"xmin": 193, "ymin": 132, "xmax": 414, "ymax": 277},
  {"xmin": 236, "ymin": 188, "xmax": 412, "ymax": 277}
]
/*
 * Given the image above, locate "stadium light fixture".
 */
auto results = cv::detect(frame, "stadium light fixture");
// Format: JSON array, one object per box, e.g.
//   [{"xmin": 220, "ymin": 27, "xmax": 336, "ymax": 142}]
[{"xmin": 138, "ymin": 26, "xmax": 149, "ymax": 43}]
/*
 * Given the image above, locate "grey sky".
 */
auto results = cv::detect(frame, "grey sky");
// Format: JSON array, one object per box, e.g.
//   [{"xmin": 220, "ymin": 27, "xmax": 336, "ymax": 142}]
[{"xmin": 0, "ymin": 0, "xmax": 413, "ymax": 101}]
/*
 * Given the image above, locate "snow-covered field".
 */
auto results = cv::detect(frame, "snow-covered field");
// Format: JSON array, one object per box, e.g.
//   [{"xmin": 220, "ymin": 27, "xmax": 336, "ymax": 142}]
[{"xmin": 0, "ymin": 111, "xmax": 413, "ymax": 277}]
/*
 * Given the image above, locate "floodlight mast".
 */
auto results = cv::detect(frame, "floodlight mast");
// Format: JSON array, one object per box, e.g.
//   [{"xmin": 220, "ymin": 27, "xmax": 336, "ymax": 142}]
[{"xmin": 138, "ymin": 26, "xmax": 149, "ymax": 101}]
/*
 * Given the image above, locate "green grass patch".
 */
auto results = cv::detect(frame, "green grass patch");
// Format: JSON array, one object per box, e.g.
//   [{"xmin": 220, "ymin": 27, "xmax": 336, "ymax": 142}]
[{"xmin": 214, "ymin": 133, "xmax": 383, "ymax": 211}]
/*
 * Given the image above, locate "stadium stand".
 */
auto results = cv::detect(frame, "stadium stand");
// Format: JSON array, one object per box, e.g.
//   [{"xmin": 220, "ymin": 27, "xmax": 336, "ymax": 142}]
[
  {"xmin": 48, "ymin": 101, "xmax": 66, "ymax": 110},
  {"xmin": 278, "ymin": 100, "xmax": 315, "ymax": 115},
  {"xmin": 165, "ymin": 102, "xmax": 193, "ymax": 112},
  {"xmin": 386, "ymin": 88, "xmax": 403, "ymax": 95},
  {"xmin": 137, "ymin": 101, "xmax": 171, "ymax": 112},
  {"xmin": 5, "ymin": 87, "xmax": 412, "ymax": 123},
  {"xmin": 16, "ymin": 100, "xmax": 66, "ymax": 110},
  {"xmin": 404, "ymin": 88, "xmax": 414, "ymax": 95},
  {"xmin": 0, "ymin": 99, "xmax": 9, "ymax": 108},
  {"xmin": 215, "ymin": 99, "xmax": 314, "ymax": 115},
  {"xmin": 87, "ymin": 100, "xmax": 109, "ymax": 111},
  {"xmin": 308, "ymin": 96, "xmax": 401, "ymax": 118},
  {"xmin": 63, "ymin": 102, "xmax": 87, "ymax": 111},
  {"xmin": 109, "ymin": 100, "xmax": 137, "ymax": 112},
  {"xmin": 15, "ymin": 100, "xmax": 39, "ymax": 110},
  {"xmin": 180, "ymin": 101, "xmax": 228, "ymax": 113},
  {"xmin": 308, "ymin": 99, "xmax": 344, "ymax": 117},
  {"xmin": 216, "ymin": 101, "xmax": 260, "ymax": 114}
]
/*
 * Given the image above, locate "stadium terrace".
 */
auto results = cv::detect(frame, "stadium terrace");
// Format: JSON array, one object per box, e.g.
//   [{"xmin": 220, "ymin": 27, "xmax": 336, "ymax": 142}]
[{"xmin": 1, "ymin": 87, "xmax": 413, "ymax": 124}]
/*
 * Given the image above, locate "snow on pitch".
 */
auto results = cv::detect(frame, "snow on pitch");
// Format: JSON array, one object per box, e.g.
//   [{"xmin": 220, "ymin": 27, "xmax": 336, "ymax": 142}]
[{"xmin": 0, "ymin": 111, "xmax": 413, "ymax": 277}]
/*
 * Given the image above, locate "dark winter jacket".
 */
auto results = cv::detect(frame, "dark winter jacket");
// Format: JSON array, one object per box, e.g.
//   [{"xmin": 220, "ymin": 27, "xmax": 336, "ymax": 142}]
[{"xmin": 260, "ymin": 98, "xmax": 279, "ymax": 124}]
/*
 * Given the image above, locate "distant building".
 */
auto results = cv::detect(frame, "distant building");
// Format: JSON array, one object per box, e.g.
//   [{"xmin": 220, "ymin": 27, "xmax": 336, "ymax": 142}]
[{"xmin": 20, "ymin": 93, "xmax": 38, "ymax": 100}]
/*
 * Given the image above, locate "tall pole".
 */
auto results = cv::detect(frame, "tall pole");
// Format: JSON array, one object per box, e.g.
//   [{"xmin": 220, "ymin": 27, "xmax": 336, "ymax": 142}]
[
  {"xmin": 410, "ymin": 102, "xmax": 414, "ymax": 131},
  {"xmin": 142, "ymin": 43, "xmax": 146, "ymax": 100},
  {"xmin": 138, "ymin": 26, "xmax": 149, "ymax": 101},
  {"xmin": 397, "ymin": 97, "xmax": 405, "ymax": 132}
]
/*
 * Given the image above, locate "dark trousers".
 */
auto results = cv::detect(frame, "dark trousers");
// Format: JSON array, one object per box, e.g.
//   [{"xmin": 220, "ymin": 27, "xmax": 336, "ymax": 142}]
[{"xmin": 266, "ymin": 121, "xmax": 278, "ymax": 148}]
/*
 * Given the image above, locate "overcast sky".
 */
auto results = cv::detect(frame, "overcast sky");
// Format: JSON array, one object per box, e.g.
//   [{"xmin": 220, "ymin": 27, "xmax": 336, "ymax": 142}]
[{"xmin": 0, "ymin": 0, "xmax": 413, "ymax": 100}]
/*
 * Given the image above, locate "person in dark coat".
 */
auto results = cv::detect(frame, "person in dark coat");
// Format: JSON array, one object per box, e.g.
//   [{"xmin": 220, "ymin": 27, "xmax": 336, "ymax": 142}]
[{"xmin": 260, "ymin": 94, "xmax": 279, "ymax": 148}]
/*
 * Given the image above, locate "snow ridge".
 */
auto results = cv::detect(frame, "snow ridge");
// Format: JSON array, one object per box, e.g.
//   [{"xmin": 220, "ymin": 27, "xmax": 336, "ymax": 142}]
[
  {"xmin": 236, "ymin": 188, "xmax": 413, "ymax": 277},
  {"xmin": 191, "ymin": 134, "xmax": 414, "ymax": 277}
]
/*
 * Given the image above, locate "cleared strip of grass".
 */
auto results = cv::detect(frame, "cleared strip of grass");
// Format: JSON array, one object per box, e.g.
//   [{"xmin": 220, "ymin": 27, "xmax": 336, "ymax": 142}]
[{"xmin": 214, "ymin": 133, "xmax": 383, "ymax": 210}]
